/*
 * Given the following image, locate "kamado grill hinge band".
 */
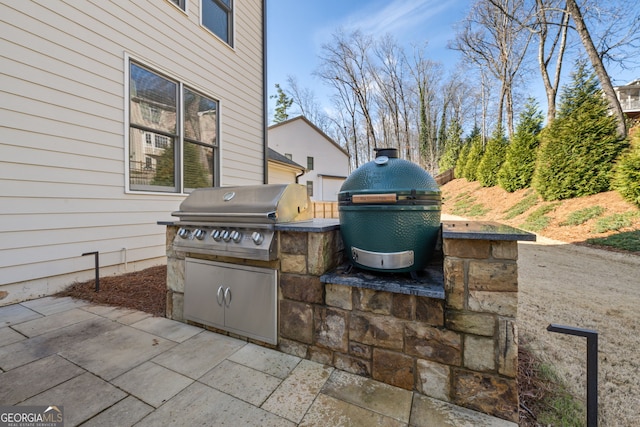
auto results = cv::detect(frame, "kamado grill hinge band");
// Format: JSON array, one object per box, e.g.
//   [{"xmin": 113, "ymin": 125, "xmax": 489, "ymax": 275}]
[{"xmin": 351, "ymin": 246, "xmax": 414, "ymax": 270}]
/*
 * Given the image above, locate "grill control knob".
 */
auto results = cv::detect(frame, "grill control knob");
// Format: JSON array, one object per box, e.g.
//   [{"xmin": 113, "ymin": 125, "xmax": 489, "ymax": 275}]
[
  {"xmin": 193, "ymin": 229, "xmax": 206, "ymax": 240},
  {"xmin": 211, "ymin": 229, "xmax": 222, "ymax": 241},
  {"xmin": 221, "ymin": 230, "xmax": 231, "ymax": 242},
  {"xmin": 177, "ymin": 228, "xmax": 190, "ymax": 239},
  {"xmin": 251, "ymin": 231, "xmax": 264, "ymax": 245},
  {"xmin": 230, "ymin": 230, "xmax": 242, "ymax": 243}
]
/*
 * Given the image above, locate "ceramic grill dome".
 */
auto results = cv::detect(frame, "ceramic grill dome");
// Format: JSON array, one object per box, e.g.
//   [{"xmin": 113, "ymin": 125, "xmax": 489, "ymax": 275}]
[{"xmin": 338, "ymin": 148, "xmax": 441, "ymax": 273}]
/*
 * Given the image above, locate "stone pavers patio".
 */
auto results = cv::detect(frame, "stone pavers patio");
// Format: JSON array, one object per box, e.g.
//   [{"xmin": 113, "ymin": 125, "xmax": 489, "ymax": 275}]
[{"xmin": 0, "ymin": 296, "xmax": 516, "ymax": 426}]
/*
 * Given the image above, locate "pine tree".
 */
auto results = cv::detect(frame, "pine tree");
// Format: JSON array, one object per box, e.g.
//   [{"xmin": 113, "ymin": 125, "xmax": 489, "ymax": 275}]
[
  {"xmin": 477, "ymin": 126, "xmax": 507, "ymax": 187},
  {"xmin": 498, "ymin": 98, "xmax": 543, "ymax": 192},
  {"xmin": 271, "ymin": 83, "xmax": 293, "ymax": 123},
  {"xmin": 438, "ymin": 119, "xmax": 463, "ymax": 172},
  {"xmin": 612, "ymin": 130, "xmax": 640, "ymax": 207},
  {"xmin": 533, "ymin": 61, "xmax": 627, "ymax": 200},
  {"xmin": 455, "ymin": 142, "xmax": 470, "ymax": 179},
  {"xmin": 462, "ymin": 131, "xmax": 484, "ymax": 182}
]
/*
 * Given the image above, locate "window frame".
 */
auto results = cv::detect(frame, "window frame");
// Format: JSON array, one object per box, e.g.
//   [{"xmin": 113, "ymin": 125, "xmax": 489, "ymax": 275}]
[
  {"xmin": 307, "ymin": 156, "xmax": 314, "ymax": 171},
  {"xmin": 167, "ymin": 0, "xmax": 187, "ymax": 12},
  {"xmin": 201, "ymin": 0, "xmax": 234, "ymax": 47},
  {"xmin": 126, "ymin": 58, "xmax": 220, "ymax": 195}
]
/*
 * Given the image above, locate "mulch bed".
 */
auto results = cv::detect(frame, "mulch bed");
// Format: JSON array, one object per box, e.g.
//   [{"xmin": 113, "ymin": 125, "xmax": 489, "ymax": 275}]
[{"xmin": 55, "ymin": 265, "xmax": 167, "ymax": 317}]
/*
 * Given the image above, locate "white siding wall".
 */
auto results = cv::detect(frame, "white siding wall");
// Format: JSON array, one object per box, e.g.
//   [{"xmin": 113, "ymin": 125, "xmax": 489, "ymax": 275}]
[
  {"xmin": 268, "ymin": 118, "xmax": 350, "ymax": 201},
  {"xmin": 267, "ymin": 163, "xmax": 298, "ymax": 185},
  {"xmin": 0, "ymin": 0, "xmax": 265, "ymax": 304}
]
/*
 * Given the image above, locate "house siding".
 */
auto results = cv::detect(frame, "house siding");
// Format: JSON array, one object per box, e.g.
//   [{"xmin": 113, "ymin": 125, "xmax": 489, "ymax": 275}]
[
  {"xmin": 268, "ymin": 117, "xmax": 350, "ymax": 201},
  {"xmin": 0, "ymin": 0, "xmax": 265, "ymax": 303}
]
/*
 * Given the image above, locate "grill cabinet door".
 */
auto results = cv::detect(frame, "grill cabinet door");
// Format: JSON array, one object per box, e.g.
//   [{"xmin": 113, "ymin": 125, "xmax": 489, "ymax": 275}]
[
  {"xmin": 184, "ymin": 259, "xmax": 225, "ymax": 328},
  {"xmin": 184, "ymin": 258, "xmax": 277, "ymax": 345}
]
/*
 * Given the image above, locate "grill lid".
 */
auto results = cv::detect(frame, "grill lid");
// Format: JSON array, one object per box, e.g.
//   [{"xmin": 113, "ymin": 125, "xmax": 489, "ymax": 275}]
[{"xmin": 172, "ymin": 183, "xmax": 311, "ymax": 223}]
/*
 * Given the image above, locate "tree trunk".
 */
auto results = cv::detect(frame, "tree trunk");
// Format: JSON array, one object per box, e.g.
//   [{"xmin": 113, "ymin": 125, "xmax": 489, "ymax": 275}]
[{"xmin": 565, "ymin": 0, "xmax": 626, "ymax": 138}]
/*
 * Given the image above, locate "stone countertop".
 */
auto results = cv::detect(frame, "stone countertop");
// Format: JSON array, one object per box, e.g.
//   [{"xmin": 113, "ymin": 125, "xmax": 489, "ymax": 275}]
[
  {"xmin": 275, "ymin": 218, "xmax": 340, "ymax": 232},
  {"xmin": 321, "ymin": 263, "xmax": 444, "ymax": 299},
  {"xmin": 442, "ymin": 221, "xmax": 536, "ymax": 241}
]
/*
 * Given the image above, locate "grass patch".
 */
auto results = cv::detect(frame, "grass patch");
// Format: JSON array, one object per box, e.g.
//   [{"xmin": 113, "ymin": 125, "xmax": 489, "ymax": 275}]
[
  {"xmin": 592, "ymin": 211, "xmax": 640, "ymax": 233},
  {"xmin": 586, "ymin": 230, "xmax": 640, "ymax": 252},
  {"xmin": 520, "ymin": 203, "xmax": 561, "ymax": 232},
  {"xmin": 451, "ymin": 193, "xmax": 490, "ymax": 217},
  {"xmin": 519, "ymin": 340, "xmax": 585, "ymax": 426},
  {"xmin": 503, "ymin": 191, "xmax": 539, "ymax": 220},
  {"xmin": 560, "ymin": 206, "xmax": 605, "ymax": 226}
]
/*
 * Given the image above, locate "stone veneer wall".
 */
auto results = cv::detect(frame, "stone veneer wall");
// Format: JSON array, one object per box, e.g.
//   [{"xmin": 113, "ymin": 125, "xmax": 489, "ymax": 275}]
[
  {"xmin": 277, "ymin": 231, "xmax": 519, "ymax": 423},
  {"xmin": 164, "ymin": 224, "xmax": 519, "ymax": 423}
]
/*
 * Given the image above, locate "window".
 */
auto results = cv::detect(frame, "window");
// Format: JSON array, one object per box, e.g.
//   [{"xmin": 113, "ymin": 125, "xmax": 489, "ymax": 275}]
[
  {"xmin": 202, "ymin": 0, "xmax": 233, "ymax": 46},
  {"xmin": 128, "ymin": 62, "xmax": 218, "ymax": 193},
  {"xmin": 284, "ymin": 153, "xmax": 292, "ymax": 160},
  {"xmin": 169, "ymin": 0, "xmax": 186, "ymax": 10},
  {"xmin": 306, "ymin": 180, "xmax": 313, "ymax": 197},
  {"xmin": 307, "ymin": 156, "xmax": 314, "ymax": 171}
]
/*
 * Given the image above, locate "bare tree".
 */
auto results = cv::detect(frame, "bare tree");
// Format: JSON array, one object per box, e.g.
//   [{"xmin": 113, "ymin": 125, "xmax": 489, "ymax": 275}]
[
  {"xmin": 451, "ymin": 0, "xmax": 532, "ymax": 137},
  {"xmin": 565, "ymin": 0, "xmax": 627, "ymax": 137},
  {"xmin": 316, "ymin": 30, "xmax": 378, "ymax": 160},
  {"xmin": 284, "ymin": 76, "xmax": 330, "ymax": 132}
]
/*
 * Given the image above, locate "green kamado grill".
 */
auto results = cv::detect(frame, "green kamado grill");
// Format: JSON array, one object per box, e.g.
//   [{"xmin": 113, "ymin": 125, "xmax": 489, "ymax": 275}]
[{"xmin": 338, "ymin": 148, "xmax": 441, "ymax": 273}]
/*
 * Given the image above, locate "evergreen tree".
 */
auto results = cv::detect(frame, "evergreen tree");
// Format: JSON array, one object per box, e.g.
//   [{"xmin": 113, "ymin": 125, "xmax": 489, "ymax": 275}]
[
  {"xmin": 498, "ymin": 98, "xmax": 544, "ymax": 192},
  {"xmin": 455, "ymin": 142, "xmax": 470, "ymax": 179},
  {"xmin": 462, "ymin": 131, "xmax": 484, "ymax": 181},
  {"xmin": 271, "ymin": 83, "xmax": 293, "ymax": 123},
  {"xmin": 438, "ymin": 119, "xmax": 463, "ymax": 172},
  {"xmin": 533, "ymin": 61, "xmax": 627, "ymax": 200},
  {"xmin": 612, "ymin": 131, "xmax": 640, "ymax": 207},
  {"xmin": 477, "ymin": 126, "xmax": 507, "ymax": 187}
]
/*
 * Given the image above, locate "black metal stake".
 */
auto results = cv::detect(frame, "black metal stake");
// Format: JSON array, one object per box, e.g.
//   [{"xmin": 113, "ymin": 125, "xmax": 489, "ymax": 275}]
[
  {"xmin": 82, "ymin": 251, "xmax": 100, "ymax": 292},
  {"xmin": 547, "ymin": 324, "xmax": 598, "ymax": 427}
]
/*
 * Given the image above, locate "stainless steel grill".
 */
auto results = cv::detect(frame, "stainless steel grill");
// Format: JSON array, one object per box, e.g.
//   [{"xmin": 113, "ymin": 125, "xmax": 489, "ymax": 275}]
[{"xmin": 171, "ymin": 183, "xmax": 311, "ymax": 260}]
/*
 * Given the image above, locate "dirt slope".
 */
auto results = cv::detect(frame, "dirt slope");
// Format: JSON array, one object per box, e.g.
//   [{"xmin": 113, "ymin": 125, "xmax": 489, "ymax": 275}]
[
  {"xmin": 441, "ymin": 179, "xmax": 640, "ymax": 426},
  {"xmin": 440, "ymin": 178, "xmax": 640, "ymax": 248}
]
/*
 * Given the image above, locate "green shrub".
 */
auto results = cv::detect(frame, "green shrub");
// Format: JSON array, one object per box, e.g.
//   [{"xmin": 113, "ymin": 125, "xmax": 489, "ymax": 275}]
[
  {"xmin": 520, "ymin": 203, "xmax": 561, "ymax": 232},
  {"xmin": 498, "ymin": 98, "xmax": 543, "ymax": 192},
  {"xmin": 560, "ymin": 206, "xmax": 605, "ymax": 226},
  {"xmin": 502, "ymin": 192, "xmax": 539, "ymax": 220},
  {"xmin": 612, "ymin": 132, "xmax": 640, "ymax": 208},
  {"xmin": 462, "ymin": 133, "xmax": 484, "ymax": 182},
  {"xmin": 592, "ymin": 211, "xmax": 640, "ymax": 233},
  {"xmin": 532, "ymin": 61, "xmax": 627, "ymax": 201},
  {"xmin": 438, "ymin": 119, "xmax": 463, "ymax": 172},
  {"xmin": 454, "ymin": 143, "xmax": 470, "ymax": 179},
  {"xmin": 477, "ymin": 127, "xmax": 507, "ymax": 187}
]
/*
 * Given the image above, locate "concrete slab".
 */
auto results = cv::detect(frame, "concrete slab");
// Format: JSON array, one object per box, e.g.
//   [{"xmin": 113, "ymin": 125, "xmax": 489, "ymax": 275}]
[
  {"xmin": 59, "ymin": 325, "xmax": 176, "ymax": 380},
  {"xmin": 199, "ymin": 359, "xmax": 282, "ymax": 406},
  {"xmin": 0, "ymin": 317, "xmax": 121, "ymax": 371},
  {"xmin": 410, "ymin": 394, "xmax": 518, "ymax": 426},
  {"xmin": 300, "ymin": 393, "xmax": 406, "ymax": 427},
  {"xmin": 112, "ymin": 361, "xmax": 193, "ymax": 408},
  {"xmin": 0, "ymin": 303, "xmax": 42, "ymax": 326},
  {"xmin": 20, "ymin": 296, "xmax": 88, "ymax": 316},
  {"xmin": 152, "ymin": 331, "xmax": 245, "ymax": 379},
  {"xmin": 21, "ymin": 372, "xmax": 127, "ymax": 427},
  {"xmin": 130, "ymin": 316, "xmax": 202, "ymax": 343},
  {"xmin": 79, "ymin": 396, "xmax": 153, "ymax": 427},
  {"xmin": 227, "ymin": 342, "xmax": 301, "ymax": 379},
  {"xmin": 0, "ymin": 354, "xmax": 84, "ymax": 405},
  {"xmin": 80, "ymin": 304, "xmax": 119, "ymax": 317},
  {"xmin": 135, "ymin": 382, "xmax": 295, "ymax": 427},
  {"xmin": 321, "ymin": 369, "xmax": 412, "ymax": 423},
  {"xmin": 0, "ymin": 326, "xmax": 25, "ymax": 347},
  {"xmin": 11, "ymin": 308, "xmax": 98, "ymax": 338},
  {"xmin": 262, "ymin": 359, "xmax": 334, "ymax": 423},
  {"xmin": 94, "ymin": 307, "xmax": 152, "ymax": 325}
]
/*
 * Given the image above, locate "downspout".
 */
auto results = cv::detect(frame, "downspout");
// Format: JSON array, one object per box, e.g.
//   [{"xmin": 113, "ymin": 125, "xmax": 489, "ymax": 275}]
[
  {"xmin": 295, "ymin": 169, "xmax": 306, "ymax": 184},
  {"xmin": 262, "ymin": 0, "xmax": 269, "ymax": 184}
]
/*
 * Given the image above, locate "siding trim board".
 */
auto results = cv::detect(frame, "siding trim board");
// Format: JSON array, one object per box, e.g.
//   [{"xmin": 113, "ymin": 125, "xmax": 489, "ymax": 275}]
[{"xmin": 0, "ymin": 0, "xmax": 265, "ymax": 305}]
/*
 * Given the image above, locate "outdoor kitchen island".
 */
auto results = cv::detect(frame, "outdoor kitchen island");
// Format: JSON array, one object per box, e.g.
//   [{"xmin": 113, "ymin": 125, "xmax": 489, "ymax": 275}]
[{"xmin": 163, "ymin": 218, "xmax": 534, "ymax": 423}]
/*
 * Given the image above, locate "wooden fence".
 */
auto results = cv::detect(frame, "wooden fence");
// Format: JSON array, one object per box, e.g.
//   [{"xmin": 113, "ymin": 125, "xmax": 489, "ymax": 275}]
[
  {"xmin": 312, "ymin": 201, "xmax": 339, "ymax": 218},
  {"xmin": 435, "ymin": 168, "xmax": 455, "ymax": 186}
]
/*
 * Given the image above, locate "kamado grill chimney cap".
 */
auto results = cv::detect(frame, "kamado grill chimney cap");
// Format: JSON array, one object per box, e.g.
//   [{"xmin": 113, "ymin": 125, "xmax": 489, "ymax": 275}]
[{"xmin": 373, "ymin": 147, "xmax": 398, "ymax": 159}]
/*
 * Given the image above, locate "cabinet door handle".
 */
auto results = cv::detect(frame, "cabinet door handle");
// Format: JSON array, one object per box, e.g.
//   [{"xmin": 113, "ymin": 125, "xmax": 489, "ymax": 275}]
[
  {"xmin": 224, "ymin": 287, "xmax": 232, "ymax": 307},
  {"xmin": 216, "ymin": 286, "xmax": 224, "ymax": 306}
]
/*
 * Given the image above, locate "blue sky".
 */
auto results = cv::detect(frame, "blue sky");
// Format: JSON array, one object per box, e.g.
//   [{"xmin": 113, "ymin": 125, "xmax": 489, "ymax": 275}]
[
  {"xmin": 266, "ymin": 0, "xmax": 638, "ymax": 120},
  {"xmin": 266, "ymin": 0, "xmax": 468, "ymax": 115}
]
